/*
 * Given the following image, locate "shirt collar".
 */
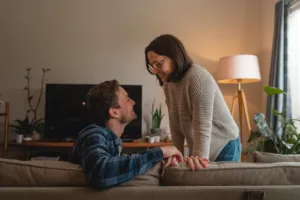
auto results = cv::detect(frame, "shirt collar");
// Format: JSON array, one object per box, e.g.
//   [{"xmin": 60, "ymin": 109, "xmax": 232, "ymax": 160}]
[{"xmin": 105, "ymin": 127, "xmax": 123, "ymax": 147}]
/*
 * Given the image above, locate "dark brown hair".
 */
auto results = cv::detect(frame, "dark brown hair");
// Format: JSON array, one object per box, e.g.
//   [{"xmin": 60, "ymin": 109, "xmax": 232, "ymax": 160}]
[
  {"xmin": 145, "ymin": 34, "xmax": 193, "ymax": 86},
  {"xmin": 86, "ymin": 80, "xmax": 120, "ymax": 125}
]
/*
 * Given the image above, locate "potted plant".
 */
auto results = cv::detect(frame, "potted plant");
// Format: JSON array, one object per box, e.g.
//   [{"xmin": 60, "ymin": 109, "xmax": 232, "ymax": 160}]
[
  {"xmin": 246, "ymin": 86, "xmax": 300, "ymax": 154},
  {"xmin": 10, "ymin": 68, "xmax": 50, "ymax": 142},
  {"xmin": 150, "ymin": 99, "xmax": 164, "ymax": 135}
]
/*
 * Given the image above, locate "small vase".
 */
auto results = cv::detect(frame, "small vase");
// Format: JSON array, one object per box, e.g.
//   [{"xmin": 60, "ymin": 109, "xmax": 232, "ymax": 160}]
[
  {"xmin": 32, "ymin": 131, "xmax": 41, "ymax": 140},
  {"xmin": 16, "ymin": 134, "xmax": 23, "ymax": 144},
  {"xmin": 150, "ymin": 128, "xmax": 161, "ymax": 136}
]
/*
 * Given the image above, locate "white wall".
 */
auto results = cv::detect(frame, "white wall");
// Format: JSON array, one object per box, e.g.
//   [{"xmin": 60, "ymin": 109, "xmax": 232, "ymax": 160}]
[{"xmin": 0, "ymin": 0, "xmax": 275, "ymax": 150}]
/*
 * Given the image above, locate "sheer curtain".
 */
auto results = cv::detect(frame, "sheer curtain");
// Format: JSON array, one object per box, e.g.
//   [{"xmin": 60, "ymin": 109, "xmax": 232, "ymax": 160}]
[{"xmin": 288, "ymin": 2, "xmax": 300, "ymax": 125}]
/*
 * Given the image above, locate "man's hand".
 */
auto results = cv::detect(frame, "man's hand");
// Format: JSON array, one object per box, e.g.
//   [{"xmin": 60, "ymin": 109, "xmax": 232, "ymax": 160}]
[
  {"xmin": 164, "ymin": 156, "xmax": 179, "ymax": 168},
  {"xmin": 160, "ymin": 146, "xmax": 184, "ymax": 164},
  {"xmin": 185, "ymin": 156, "xmax": 209, "ymax": 171}
]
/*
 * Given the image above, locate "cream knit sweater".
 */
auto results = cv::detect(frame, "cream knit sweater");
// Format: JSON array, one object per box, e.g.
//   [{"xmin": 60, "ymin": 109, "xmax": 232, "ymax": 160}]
[{"xmin": 163, "ymin": 64, "xmax": 239, "ymax": 161}]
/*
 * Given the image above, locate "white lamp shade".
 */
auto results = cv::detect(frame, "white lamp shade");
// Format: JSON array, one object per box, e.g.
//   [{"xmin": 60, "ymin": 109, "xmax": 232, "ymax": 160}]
[{"xmin": 217, "ymin": 55, "xmax": 261, "ymax": 84}]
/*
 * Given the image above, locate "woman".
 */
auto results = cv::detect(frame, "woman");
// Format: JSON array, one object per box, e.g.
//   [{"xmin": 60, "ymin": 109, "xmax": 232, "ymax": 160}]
[{"xmin": 144, "ymin": 34, "xmax": 240, "ymax": 170}]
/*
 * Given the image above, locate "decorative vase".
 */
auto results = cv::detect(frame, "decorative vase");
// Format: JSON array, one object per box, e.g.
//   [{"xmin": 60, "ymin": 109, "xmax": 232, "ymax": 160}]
[
  {"xmin": 32, "ymin": 131, "xmax": 41, "ymax": 140},
  {"xmin": 16, "ymin": 134, "xmax": 23, "ymax": 144},
  {"xmin": 150, "ymin": 128, "xmax": 161, "ymax": 136}
]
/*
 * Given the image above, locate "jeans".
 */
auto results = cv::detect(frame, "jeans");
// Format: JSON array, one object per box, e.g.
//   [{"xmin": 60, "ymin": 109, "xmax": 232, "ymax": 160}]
[{"xmin": 215, "ymin": 136, "xmax": 241, "ymax": 162}]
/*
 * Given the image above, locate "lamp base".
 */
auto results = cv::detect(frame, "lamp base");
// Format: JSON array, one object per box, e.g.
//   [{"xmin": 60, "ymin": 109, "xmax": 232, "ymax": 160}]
[{"xmin": 231, "ymin": 89, "xmax": 251, "ymax": 161}]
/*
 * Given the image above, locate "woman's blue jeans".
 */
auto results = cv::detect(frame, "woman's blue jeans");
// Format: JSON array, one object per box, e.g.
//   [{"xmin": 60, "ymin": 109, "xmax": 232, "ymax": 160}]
[{"xmin": 215, "ymin": 136, "xmax": 241, "ymax": 162}]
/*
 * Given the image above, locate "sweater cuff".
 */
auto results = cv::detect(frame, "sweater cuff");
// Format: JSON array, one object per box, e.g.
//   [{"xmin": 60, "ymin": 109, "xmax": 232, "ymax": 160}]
[{"xmin": 148, "ymin": 147, "xmax": 164, "ymax": 164}]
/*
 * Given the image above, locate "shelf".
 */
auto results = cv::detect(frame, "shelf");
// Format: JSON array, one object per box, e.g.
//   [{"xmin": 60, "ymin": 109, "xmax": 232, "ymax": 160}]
[{"xmin": 8, "ymin": 141, "xmax": 173, "ymax": 148}]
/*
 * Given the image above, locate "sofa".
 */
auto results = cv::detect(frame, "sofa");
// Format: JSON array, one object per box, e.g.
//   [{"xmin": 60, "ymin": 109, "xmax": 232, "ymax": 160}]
[{"xmin": 1, "ymin": 151, "xmax": 300, "ymax": 200}]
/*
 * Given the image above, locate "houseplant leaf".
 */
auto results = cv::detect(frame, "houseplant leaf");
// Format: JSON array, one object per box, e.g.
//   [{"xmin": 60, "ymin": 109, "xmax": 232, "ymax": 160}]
[
  {"xmin": 264, "ymin": 86, "xmax": 286, "ymax": 95},
  {"xmin": 247, "ymin": 130, "xmax": 262, "ymax": 143}
]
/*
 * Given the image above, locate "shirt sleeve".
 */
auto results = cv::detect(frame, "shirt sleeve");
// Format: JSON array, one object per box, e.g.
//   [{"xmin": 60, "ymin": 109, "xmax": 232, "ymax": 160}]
[
  {"xmin": 189, "ymin": 72, "xmax": 216, "ymax": 158},
  {"xmin": 79, "ymin": 134, "xmax": 163, "ymax": 190}
]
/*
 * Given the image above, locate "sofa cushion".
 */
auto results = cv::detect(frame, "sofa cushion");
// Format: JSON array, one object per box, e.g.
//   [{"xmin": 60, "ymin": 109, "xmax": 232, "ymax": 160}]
[
  {"xmin": 0, "ymin": 158, "xmax": 87, "ymax": 187},
  {"xmin": 119, "ymin": 161, "xmax": 163, "ymax": 187},
  {"xmin": 0, "ymin": 158, "xmax": 163, "ymax": 187},
  {"xmin": 161, "ymin": 161, "xmax": 300, "ymax": 186},
  {"xmin": 253, "ymin": 151, "xmax": 300, "ymax": 163}
]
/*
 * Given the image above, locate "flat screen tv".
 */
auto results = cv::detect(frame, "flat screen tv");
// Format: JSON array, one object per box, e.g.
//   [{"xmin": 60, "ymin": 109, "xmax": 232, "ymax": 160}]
[{"xmin": 44, "ymin": 83, "xmax": 142, "ymax": 141}]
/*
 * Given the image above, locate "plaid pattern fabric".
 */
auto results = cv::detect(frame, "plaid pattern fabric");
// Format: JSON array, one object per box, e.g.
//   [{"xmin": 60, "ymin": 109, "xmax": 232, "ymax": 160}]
[{"xmin": 70, "ymin": 124, "xmax": 163, "ymax": 189}]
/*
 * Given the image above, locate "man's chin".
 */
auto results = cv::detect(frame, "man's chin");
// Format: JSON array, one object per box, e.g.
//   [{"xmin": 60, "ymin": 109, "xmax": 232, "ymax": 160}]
[
  {"xmin": 122, "ymin": 114, "xmax": 137, "ymax": 125},
  {"xmin": 131, "ymin": 114, "xmax": 137, "ymax": 121}
]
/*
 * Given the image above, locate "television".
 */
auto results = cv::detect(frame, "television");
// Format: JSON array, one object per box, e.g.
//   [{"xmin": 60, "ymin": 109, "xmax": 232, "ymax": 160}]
[{"xmin": 44, "ymin": 83, "xmax": 142, "ymax": 141}]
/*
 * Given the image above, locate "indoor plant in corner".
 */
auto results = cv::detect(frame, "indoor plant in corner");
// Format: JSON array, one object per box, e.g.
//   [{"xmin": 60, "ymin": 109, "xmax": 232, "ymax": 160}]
[
  {"xmin": 246, "ymin": 86, "xmax": 300, "ymax": 154},
  {"xmin": 150, "ymin": 99, "xmax": 164, "ymax": 136},
  {"xmin": 10, "ymin": 68, "xmax": 50, "ymax": 142}
]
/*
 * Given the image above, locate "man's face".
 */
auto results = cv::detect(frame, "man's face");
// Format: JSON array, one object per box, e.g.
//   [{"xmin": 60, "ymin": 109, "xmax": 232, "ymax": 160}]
[{"xmin": 114, "ymin": 86, "xmax": 137, "ymax": 124}]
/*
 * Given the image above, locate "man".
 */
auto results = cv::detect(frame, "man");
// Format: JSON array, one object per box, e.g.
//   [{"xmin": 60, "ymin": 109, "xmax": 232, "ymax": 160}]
[{"xmin": 70, "ymin": 80, "xmax": 183, "ymax": 190}]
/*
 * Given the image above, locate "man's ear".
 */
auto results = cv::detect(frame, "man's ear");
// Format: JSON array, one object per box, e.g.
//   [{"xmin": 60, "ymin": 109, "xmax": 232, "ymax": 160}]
[{"xmin": 108, "ymin": 107, "xmax": 119, "ymax": 119}]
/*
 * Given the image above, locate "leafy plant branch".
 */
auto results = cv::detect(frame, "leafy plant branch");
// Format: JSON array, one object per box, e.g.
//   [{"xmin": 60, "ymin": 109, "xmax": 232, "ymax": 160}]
[
  {"xmin": 23, "ymin": 68, "xmax": 50, "ymax": 125},
  {"xmin": 10, "ymin": 68, "xmax": 50, "ymax": 136}
]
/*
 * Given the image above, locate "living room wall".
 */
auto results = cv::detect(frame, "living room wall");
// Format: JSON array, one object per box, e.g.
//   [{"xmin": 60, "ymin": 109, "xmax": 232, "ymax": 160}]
[{"xmin": 0, "ymin": 0, "xmax": 276, "ymax": 156}]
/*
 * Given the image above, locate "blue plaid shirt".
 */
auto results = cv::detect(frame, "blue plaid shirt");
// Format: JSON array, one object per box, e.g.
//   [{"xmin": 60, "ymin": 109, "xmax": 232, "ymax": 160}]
[{"xmin": 70, "ymin": 124, "xmax": 163, "ymax": 189}]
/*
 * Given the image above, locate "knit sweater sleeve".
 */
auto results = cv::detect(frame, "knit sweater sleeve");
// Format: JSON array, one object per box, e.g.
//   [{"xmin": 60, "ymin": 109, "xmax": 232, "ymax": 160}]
[{"xmin": 189, "ymin": 70, "xmax": 217, "ymax": 158}]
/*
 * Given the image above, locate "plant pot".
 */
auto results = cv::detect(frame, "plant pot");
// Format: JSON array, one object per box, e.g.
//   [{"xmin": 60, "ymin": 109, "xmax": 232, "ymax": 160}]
[
  {"xmin": 16, "ymin": 134, "xmax": 23, "ymax": 144},
  {"xmin": 150, "ymin": 128, "xmax": 161, "ymax": 136},
  {"xmin": 23, "ymin": 135, "xmax": 32, "ymax": 142},
  {"xmin": 32, "ymin": 131, "xmax": 41, "ymax": 140}
]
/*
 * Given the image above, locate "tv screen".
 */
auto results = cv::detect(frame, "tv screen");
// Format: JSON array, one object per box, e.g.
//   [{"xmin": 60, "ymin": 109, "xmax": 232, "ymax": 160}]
[{"xmin": 44, "ymin": 83, "xmax": 142, "ymax": 140}]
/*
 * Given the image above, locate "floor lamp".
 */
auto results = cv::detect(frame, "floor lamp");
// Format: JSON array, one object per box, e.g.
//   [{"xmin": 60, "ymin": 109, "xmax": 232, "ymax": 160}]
[{"xmin": 217, "ymin": 55, "xmax": 261, "ymax": 145}]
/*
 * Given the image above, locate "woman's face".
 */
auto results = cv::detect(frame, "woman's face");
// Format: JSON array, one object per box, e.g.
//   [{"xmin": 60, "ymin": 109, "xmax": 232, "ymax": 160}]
[{"xmin": 147, "ymin": 51, "xmax": 175, "ymax": 83}]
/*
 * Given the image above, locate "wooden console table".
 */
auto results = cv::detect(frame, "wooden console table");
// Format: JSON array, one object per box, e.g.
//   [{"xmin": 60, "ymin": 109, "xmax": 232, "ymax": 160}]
[
  {"xmin": 8, "ymin": 141, "xmax": 173, "ymax": 148},
  {"xmin": 5, "ymin": 140, "xmax": 174, "ymax": 160}
]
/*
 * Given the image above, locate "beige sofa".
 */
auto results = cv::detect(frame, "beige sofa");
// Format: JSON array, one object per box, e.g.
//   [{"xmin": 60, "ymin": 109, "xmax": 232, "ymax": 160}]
[{"xmin": 1, "ymin": 152, "xmax": 300, "ymax": 200}]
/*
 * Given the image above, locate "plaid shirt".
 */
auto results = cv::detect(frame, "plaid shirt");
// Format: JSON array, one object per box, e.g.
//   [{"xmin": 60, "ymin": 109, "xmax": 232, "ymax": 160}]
[{"xmin": 70, "ymin": 124, "xmax": 163, "ymax": 189}]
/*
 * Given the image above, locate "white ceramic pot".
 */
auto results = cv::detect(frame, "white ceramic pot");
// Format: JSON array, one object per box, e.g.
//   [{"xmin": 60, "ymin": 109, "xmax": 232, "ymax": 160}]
[
  {"xmin": 16, "ymin": 134, "xmax": 23, "ymax": 144},
  {"xmin": 154, "ymin": 136, "xmax": 160, "ymax": 143},
  {"xmin": 146, "ymin": 136, "xmax": 155, "ymax": 143}
]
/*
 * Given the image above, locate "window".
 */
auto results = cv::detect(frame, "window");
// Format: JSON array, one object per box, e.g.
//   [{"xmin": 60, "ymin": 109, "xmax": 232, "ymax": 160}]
[{"xmin": 288, "ymin": 2, "xmax": 300, "ymax": 124}]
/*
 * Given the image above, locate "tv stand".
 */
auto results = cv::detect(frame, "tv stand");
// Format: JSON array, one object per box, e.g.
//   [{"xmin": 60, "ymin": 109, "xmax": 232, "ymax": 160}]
[
  {"xmin": 5, "ymin": 140, "xmax": 175, "ymax": 160},
  {"xmin": 40, "ymin": 137, "xmax": 135, "ymax": 143},
  {"xmin": 39, "ymin": 137, "xmax": 75, "ymax": 143},
  {"xmin": 7, "ymin": 140, "xmax": 172, "ymax": 148},
  {"xmin": 121, "ymin": 139, "xmax": 133, "ymax": 142}
]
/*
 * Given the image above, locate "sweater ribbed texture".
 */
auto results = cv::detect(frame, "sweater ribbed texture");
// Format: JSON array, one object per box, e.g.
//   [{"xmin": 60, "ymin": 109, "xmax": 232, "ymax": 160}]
[{"xmin": 163, "ymin": 64, "xmax": 239, "ymax": 161}]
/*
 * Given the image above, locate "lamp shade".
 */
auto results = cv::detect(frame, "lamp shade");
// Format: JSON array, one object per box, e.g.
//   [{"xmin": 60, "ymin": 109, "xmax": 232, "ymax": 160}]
[{"xmin": 217, "ymin": 55, "xmax": 261, "ymax": 84}]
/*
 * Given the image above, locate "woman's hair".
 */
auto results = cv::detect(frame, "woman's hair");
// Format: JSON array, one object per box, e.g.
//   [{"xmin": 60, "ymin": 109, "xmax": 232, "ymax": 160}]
[{"xmin": 145, "ymin": 34, "xmax": 193, "ymax": 86}]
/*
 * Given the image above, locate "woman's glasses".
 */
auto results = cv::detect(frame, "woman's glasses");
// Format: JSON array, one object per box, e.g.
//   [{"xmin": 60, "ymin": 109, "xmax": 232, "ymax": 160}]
[{"xmin": 148, "ymin": 57, "xmax": 167, "ymax": 74}]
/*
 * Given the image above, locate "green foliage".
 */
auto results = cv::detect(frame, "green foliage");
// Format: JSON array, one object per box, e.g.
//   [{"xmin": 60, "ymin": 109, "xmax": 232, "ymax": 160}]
[
  {"xmin": 10, "ymin": 116, "xmax": 44, "ymax": 136},
  {"xmin": 10, "ymin": 68, "xmax": 50, "ymax": 136},
  {"xmin": 151, "ymin": 99, "xmax": 164, "ymax": 129},
  {"xmin": 246, "ymin": 86, "xmax": 300, "ymax": 154},
  {"xmin": 263, "ymin": 86, "xmax": 286, "ymax": 95}
]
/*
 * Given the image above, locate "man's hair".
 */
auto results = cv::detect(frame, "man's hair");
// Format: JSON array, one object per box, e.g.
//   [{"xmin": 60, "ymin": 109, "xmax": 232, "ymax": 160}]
[
  {"xmin": 145, "ymin": 34, "xmax": 193, "ymax": 86},
  {"xmin": 86, "ymin": 80, "xmax": 120, "ymax": 125}
]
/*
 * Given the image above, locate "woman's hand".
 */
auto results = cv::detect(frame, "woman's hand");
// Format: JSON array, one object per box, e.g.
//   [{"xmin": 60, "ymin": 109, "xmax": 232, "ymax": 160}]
[{"xmin": 185, "ymin": 156, "xmax": 209, "ymax": 171}]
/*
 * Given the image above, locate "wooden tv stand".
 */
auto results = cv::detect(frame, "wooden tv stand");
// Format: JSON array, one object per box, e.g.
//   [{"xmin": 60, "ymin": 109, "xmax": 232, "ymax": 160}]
[
  {"xmin": 7, "ymin": 140, "xmax": 173, "ymax": 148},
  {"xmin": 4, "ymin": 140, "xmax": 174, "ymax": 160}
]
